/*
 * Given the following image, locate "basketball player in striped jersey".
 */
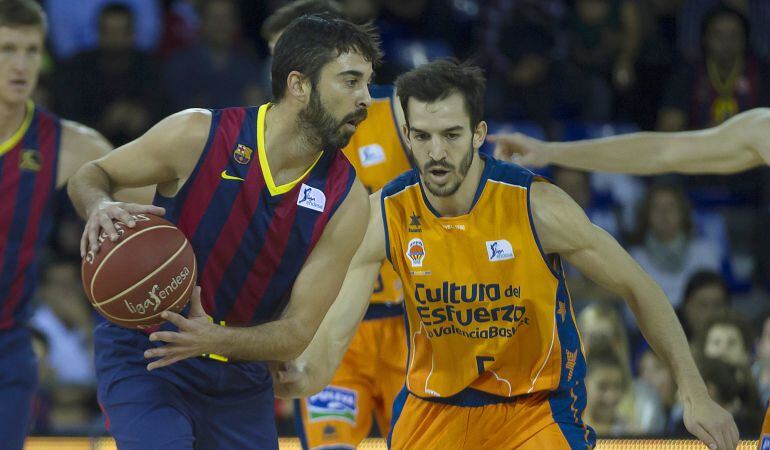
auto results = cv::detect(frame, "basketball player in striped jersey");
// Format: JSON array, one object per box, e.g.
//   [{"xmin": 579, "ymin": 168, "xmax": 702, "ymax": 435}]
[
  {"xmin": 274, "ymin": 60, "xmax": 738, "ymax": 450},
  {"xmin": 263, "ymin": 3, "xmax": 410, "ymax": 448},
  {"xmin": 490, "ymin": 108, "xmax": 770, "ymax": 448},
  {"xmin": 0, "ymin": 2, "xmax": 155, "ymax": 449},
  {"xmin": 68, "ymin": 15, "xmax": 380, "ymax": 450}
]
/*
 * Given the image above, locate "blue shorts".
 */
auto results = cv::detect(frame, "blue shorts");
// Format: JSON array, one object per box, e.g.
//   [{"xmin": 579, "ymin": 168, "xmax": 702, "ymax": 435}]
[
  {"xmin": 94, "ymin": 322, "xmax": 278, "ymax": 450},
  {"xmin": 0, "ymin": 326, "xmax": 38, "ymax": 450}
]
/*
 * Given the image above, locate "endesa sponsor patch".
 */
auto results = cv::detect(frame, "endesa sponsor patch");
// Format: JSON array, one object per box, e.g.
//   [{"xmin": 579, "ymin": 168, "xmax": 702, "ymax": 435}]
[{"xmin": 307, "ymin": 386, "xmax": 358, "ymax": 424}]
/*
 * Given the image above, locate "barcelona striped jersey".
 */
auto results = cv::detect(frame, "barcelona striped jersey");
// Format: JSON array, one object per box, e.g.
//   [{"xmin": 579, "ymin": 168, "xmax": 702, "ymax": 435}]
[
  {"xmin": 341, "ymin": 85, "xmax": 411, "ymax": 315},
  {"xmin": 381, "ymin": 154, "xmax": 588, "ymax": 406},
  {"xmin": 154, "ymin": 104, "xmax": 357, "ymax": 326},
  {"xmin": 0, "ymin": 101, "xmax": 61, "ymax": 330}
]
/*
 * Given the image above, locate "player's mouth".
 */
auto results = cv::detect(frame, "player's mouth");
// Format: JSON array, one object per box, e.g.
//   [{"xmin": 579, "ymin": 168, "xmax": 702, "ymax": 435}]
[
  {"xmin": 427, "ymin": 167, "xmax": 452, "ymax": 184},
  {"xmin": 9, "ymin": 78, "xmax": 28, "ymax": 90},
  {"xmin": 341, "ymin": 110, "xmax": 368, "ymax": 132}
]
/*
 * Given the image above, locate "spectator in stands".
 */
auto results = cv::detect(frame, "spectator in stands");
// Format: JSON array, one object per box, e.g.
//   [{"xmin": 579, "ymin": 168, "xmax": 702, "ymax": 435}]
[
  {"xmin": 578, "ymin": 304, "xmax": 665, "ymax": 434},
  {"xmin": 480, "ymin": 0, "xmax": 563, "ymax": 127},
  {"xmin": 31, "ymin": 259, "xmax": 94, "ymax": 386},
  {"xmin": 564, "ymin": 0, "xmax": 642, "ymax": 121},
  {"xmin": 45, "ymin": 0, "xmax": 162, "ymax": 60},
  {"xmin": 630, "ymin": 181, "xmax": 721, "ymax": 309},
  {"xmin": 697, "ymin": 313, "xmax": 752, "ymax": 368},
  {"xmin": 54, "ymin": 3, "xmax": 163, "ymax": 146},
  {"xmin": 753, "ymin": 315, "xmax": 770, "ymax": 407},
  {"xmin": 637, "ymin": 349, "xmax": 678, "ymax": 430},
  {"xmin": 164, "ymin": 0, "xmax": 264, "ymax": 110},
  {"xmin": 677, "ymin": 270, "xmax": 730, "ymax": 341},
  {"xmin": 657, "ymin": 5, "xmax": 770, "ymax": 131}
]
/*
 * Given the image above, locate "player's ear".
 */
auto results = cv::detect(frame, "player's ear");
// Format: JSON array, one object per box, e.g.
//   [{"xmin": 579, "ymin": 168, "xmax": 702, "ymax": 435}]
[
  {"xmin": 286, "ymin": 71, "xmax": 311, "ymax": 103},
  {"xmin": 472, "ymin": 121, "xmax": 488, "ymax": 150},
  {"xmin": 401, "ymin": 124, "xmax": 412, "ymax": 148}
]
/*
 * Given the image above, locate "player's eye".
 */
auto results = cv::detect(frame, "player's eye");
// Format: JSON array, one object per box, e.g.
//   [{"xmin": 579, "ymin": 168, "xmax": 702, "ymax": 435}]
[
  {"xmin": 346, "ymin": 79, "xmax": 358, "ymax": 88},
  {"xmin": 446, "ymin": 133, "xmax": 460, "ymax": 140},
  {"xmin": 414, "ymin": 133, "xmax": 429, "ymax": 141}
]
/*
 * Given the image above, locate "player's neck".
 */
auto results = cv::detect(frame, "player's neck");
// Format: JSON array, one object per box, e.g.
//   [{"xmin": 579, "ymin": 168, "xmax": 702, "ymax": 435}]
[
  {"xmin": 0, "ymin": 100, "xmax": 28, "ymax": 144},
  {"xmin": 423, "ymin": 153, "xmax": 485, "ymax": 217},
  {"xmin": 263, "ymin": 102, "xmax": 324, "ymax": 182}
]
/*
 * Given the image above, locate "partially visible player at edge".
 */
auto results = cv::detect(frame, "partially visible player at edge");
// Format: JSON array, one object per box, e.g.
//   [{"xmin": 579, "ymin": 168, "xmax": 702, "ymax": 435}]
[
  {"xmin": 0, "ymin": 2, "xmax": 151, "ymax": 449},
  {"xmin": 275, "ymin": 59, "xmax": 739, "ymax": 450},
  {"xmin": 67, "ymin": 15, "xmax": 380, "ymax": 450},
  {"xmin": 490, "ymin": 108, "xmax": 770, "ymax": 448},
  {"xmin": 263, "ymin": 2, "xmax": 410, "ymax": 449}
]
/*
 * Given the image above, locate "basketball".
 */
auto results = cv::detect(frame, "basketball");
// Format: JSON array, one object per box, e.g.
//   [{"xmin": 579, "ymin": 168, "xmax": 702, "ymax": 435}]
[{"xmin": 81, "ymin": 213, "xmax": 197, "ymax": 329}]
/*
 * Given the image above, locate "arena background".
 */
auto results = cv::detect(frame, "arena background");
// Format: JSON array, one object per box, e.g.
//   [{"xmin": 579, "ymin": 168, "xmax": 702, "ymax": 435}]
[{"xmin": 19, "ymin": 0, "xmax": 770, "ymax": 448}]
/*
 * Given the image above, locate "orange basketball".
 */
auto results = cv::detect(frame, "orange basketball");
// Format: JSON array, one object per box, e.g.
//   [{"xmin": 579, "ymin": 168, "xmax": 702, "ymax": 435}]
[{"xmin": 81, "ymin": 213, "xmax": 197, "ymax": 329}]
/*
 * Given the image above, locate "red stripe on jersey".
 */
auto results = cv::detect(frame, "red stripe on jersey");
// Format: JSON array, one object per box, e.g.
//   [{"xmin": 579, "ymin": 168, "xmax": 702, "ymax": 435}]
[
  {"xmin": 1, "ymin": 113, "xmax": 57, "ymax": 325},
  {"xmin": 0, "ymin": 145, "xmax": 22, "ymax": 287},
  {"xmin": 177, "ymin": 108, "xmax": 247, "ymax": 238},
  {"xmin": 225, "ymin": 196, "xmax": 300, "ymax": 324},
  {"xmin": 198, "ymin": 154, "xmax": 267, "ymax": 314}
]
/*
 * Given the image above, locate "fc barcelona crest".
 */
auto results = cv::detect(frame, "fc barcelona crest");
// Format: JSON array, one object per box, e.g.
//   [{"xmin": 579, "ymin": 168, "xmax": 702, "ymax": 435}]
[
  {"xmin": 19, "ymin": 149, "xmax": 41, "ymax": 172},
  {"xmin": 233, "ymin": 144, "xmax": 253, "ymax": 165}
]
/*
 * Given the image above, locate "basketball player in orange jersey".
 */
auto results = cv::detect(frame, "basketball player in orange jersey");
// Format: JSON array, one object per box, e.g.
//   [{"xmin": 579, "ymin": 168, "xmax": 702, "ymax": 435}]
[
  {"xmin": 0, "ymin": 2, "xmax": 154, "ymax": 449},
  {"xmin": 68, "ymin": 15, "xmax": 381, "ymax": 450},
  {"xmin": 273, "ymin": 59, "xmax": 739, "ymax": 450},
  {"xmin": 263, "ymin": 3, "xmax": 410, "ymax": 448},
  {"xmin": 489, "ymin": 108, "xmax": 770, "ymax": 448}
]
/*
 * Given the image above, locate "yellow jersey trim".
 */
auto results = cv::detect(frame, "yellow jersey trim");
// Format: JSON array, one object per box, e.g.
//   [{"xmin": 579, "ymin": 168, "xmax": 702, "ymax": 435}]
[
  {"xmin": 256, "ymin": 103, "xmax": 323, "ymax": 196},
  {"xmin": 0, "ymin": 100, "xmax": 34, "ymax": 157}
]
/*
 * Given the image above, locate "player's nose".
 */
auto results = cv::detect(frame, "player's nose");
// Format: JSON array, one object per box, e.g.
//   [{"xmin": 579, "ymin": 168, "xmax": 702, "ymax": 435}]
[{"xmin": 359, "ymin": 86, "xmax": 373, "ymax": 109}]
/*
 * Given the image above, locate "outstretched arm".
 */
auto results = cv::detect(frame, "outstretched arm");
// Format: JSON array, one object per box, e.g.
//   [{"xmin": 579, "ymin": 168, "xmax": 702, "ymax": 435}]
[
  {"xmin": 491, "ymin": 108, "xmax": 770, "ymax": 175},
  {"xmin": 530, "ymin": 181, "xmax": 738, "ymax": 450},
  {"xmin": 273, "ymin": 191, "xmax": 387, "ymax": 398}
]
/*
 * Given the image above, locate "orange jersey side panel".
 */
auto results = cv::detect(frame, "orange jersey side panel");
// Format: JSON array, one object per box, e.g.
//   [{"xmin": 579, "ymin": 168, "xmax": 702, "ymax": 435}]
[{"xmin": 342, "ymin": 87, "xmax": 411, "ymax": 305}]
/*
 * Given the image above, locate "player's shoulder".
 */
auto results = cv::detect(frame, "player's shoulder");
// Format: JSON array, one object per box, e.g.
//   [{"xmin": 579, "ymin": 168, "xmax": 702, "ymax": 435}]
[
  {"xmin": 483, "ymin": 154, "xmax": 537, "ymax": 188},
  {"xmin": 381, "ymin": 167, "xmax": 420, "ymax": 199}
]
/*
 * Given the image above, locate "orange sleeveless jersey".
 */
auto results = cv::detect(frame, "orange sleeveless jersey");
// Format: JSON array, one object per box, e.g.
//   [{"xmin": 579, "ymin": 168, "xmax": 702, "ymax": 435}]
[
  {"xmin": 342, "ymin": 86, "xmax": 410, "ymax": 305},
  {"xmin": 381, "ymin": 155, "xmax": 588, "ymax": 403}
]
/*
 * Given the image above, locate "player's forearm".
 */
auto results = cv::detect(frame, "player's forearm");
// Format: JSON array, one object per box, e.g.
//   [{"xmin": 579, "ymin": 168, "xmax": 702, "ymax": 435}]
[
  {"xmin": 67, "ymin": 162, "xmax": 115, "ymax": 218},
  {"xmin": 277, "ymin": 262, "xmax": 380, "ymax": 397},
  {"xmin": 624, "ymin": 278, "xmax": 708, "ymax": 399},
  {"xmin": 213, "ymin": 317, "xmax": 315, "ymax": 362}
]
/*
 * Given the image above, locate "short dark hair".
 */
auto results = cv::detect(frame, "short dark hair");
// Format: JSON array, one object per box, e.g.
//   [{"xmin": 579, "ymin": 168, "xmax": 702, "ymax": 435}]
[
  {"xmin": 699, "ymin": 357, "xmax": 741, "ymax": 403},
  {"xmin": 634, "ymin": 180, "xmax": 693, "ymax": 243},
  {"xmin": 271, "ymin": 14, "xmax": 382, "ymax": 101},
  {"xmin": 395, "ymin": 59, "xmax": 486, "ymax": 130},
  {"xmin": 261, "ymin": 0, "xmax": 346, "ymax": 41},
  {"xmin": 0, "ymin": 0, "xmax": 47, "ymax": 32},
  {"xmin": 99, "ymin": 3, "xmax": 134, "ymax": 26},
  {"xmin": 683, "ymin": 270, "xmax": 729, "ymax": 304}
]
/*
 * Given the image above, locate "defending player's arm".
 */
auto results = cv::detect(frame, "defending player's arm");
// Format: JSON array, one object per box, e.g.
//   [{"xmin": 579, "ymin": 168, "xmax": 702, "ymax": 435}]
[
  {"xmin": 272, "ymin": 191, "xmax": 386, "ymax": 398},
  {"xmin": 530, "ymin": 181, "xmax": 738, "ymax": 450},
  {"xmin": 58, "ymin": 120, "xmax": 156, "ymax": 203},
  {"xmin": 144, "ymin": 181, "xmax": 371, "ymax": 369},
  {"xmin": 490, "ymin": 107, "xmax": 770, "ymax": 175},
  {"xmin": 67, "ymin": 109, "xmax": 212, "ymax": 256}
]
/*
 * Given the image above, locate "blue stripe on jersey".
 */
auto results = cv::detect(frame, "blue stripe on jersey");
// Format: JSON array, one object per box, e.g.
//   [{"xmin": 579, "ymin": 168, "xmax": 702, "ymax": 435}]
[
  {"xmin": 212, "ymin": 194, "xmax": 273, "ymax": 321},
  {"xmin": 548, "ymin": 275, "xmax": 595, "ymax": 448},
  {"xmin": 387, "ymin": 386, "xmax": 409, "ymax": 448},
  {"xmin": 0, "ymin": 115, "xmax": 39, "ymax": 305},
  {"xmin": 190, "ymin": 109, "xmax": 255, "ymax": 272},
  {"xmin": 154, "ymin": 110, "xmax": 224, "ymax": 224}
]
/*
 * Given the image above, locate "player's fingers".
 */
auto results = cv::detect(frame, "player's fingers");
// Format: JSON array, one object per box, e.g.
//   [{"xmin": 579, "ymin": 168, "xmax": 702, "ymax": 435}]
[
  {"xmin": 113, "ymin": 208, "xmax": 136, "ymax": 228},
  {"xmin": 148, "ymin": 331, "xmax": 181, "ymax": 344},
  {"xmin": 160, "ymin": 310, "xmax": 188, "ymax": 328},
  {"xmin": 80, "ymin": 227, "xmax": 89, "ymax": 258},
  {"xmin": 188, "ymin": 287, "xmax": 205, "ymax": 317},
  {"xmin": 689, "ymin": 421, "xmax": 719, "ymax": 450},
  {"xmin": 147, "ymin": 354, "xmax": 187, "ymax": 371},
  {"xmin": 98, "ymin": 214, "xmax": 119, "ymax": 241},
  {"xmin": 126, "ymin": 203, "xmax": 166, "ymax": 217},
  {"xmin": 87, "ymin": 221, "xmax": 102, "ymax": 254}
]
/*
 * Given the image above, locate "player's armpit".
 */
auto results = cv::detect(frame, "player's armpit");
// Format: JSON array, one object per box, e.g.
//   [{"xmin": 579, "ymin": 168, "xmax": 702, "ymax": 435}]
[{"xmin": 273, "ymin": 190, "xmax": 387, "ymax": 397}]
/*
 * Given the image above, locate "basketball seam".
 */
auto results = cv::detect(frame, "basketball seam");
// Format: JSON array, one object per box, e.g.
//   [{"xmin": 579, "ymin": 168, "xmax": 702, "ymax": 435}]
[
  {"xmin": 95, "ymin": 257, "xmax": 197, "ymax": 324},
  {"xmin": 89, "ymin": 225, "xmax": 180, "ymax": 300},
  {"xmin": 93, "ymin": 237, "xmax": 190, "ymax": 307}
]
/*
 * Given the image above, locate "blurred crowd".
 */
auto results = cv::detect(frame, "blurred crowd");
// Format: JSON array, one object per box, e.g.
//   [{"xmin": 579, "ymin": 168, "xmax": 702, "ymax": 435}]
[{"xmin": 27, "ymin": 0, "xmax": 770, "ymax": 439}]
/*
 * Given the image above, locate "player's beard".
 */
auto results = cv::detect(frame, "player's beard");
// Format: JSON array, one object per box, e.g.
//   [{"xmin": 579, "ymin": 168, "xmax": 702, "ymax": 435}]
[
  {"xmin": 297, "ymin": 88, "xmax": 366, "ymax": 151},
  {"xmin": 410, "ymin": 144, "xmax": 475, "ymax": 197}
]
